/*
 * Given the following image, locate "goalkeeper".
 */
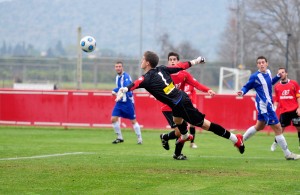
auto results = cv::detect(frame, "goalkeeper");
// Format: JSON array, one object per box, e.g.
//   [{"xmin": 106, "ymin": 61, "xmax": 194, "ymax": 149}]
[{"xmin": 116, "ymin": 51, "xmax": 245, "ymax": 156}]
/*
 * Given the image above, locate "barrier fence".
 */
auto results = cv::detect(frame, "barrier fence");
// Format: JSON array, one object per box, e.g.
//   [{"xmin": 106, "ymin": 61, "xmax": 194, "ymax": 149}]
[{"xmin": 0, "ymin": 89, "xmax": 294, "ymax": 132}]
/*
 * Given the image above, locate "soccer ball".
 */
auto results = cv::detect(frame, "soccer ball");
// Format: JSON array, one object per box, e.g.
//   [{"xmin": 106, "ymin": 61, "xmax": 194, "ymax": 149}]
[{"xmin": 80, "ymin": 36, "xmax": 96, "ymax": 52}]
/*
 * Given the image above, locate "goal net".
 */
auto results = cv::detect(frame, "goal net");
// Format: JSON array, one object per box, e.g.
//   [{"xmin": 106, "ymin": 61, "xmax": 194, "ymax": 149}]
[{"xmin": 218, "ymin": 67, "xmax": 252, "ymax": 94}]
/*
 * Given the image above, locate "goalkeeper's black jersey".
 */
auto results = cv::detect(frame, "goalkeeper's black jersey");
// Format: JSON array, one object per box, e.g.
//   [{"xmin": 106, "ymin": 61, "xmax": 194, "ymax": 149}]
[{"xmin": 126, "ymin": 62, "xmax": 191, "ymax": 108}]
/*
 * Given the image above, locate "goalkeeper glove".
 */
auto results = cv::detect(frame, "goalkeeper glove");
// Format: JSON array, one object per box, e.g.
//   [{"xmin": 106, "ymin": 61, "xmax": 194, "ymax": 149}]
[
  {"xmin": 190, "ymin": 56, "xmax": 206, "ymax": 65},
  {"xmin": 115, "ymin": 87, "xmax": 128, "ymax": 102}
]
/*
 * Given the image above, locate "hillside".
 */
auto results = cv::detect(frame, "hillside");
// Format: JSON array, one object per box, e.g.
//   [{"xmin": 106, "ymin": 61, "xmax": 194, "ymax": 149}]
[{"xmin": 0, "ymin": 0, "xmax": 229, "ymax": 60}]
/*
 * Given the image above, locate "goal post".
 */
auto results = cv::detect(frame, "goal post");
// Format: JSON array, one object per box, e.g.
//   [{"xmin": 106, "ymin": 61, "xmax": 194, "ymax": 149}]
[{"xmin": 218, "ymin": 67, "xmax": 252, "ymax": 94}]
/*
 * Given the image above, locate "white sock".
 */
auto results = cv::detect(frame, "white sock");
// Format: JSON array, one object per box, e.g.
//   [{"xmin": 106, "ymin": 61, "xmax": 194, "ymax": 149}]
[
  {"xmin": 133, "ymin": 122, "xmax": 142, "ymax": 139},
  {"xmin": 112, "ymin": 121, "xmax": 123, "ymax": 140},
  {"xmin": 229, "ymin": 133, "xmax": 238, "ymax": 144},
  {"xmin": 275, "ymin": 134, "xmax": 291, "ymax": 156},
  {"xmin": 181, "ymin": 133, "xmax": 188, "ymax": 140},
  {"xmin": 243, "ymin": 126, "xmax": 257, "ymax": 141}
]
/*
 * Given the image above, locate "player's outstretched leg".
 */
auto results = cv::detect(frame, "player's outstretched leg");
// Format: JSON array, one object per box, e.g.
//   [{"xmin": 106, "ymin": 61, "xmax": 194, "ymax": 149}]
[
  {"xmin": 207, "ymin": 122, "xmax": 245, "ymax": 154},
  {"xmin": 234, "ymin": 134, "xmax": 245, "ymax": 154}
]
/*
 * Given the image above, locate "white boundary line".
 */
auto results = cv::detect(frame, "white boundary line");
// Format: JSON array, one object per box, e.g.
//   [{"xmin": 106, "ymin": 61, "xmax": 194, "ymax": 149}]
[
  {"xmin": 0, "ymin": 152, "xmax": 284, "ymax": 161},
  {"xmin": 61, "ymin": 123, "xmax": 90, "ymax": 127},
  {"xmin": 0, "ymin": 152, "xmax": 95, "ymax": 161}
]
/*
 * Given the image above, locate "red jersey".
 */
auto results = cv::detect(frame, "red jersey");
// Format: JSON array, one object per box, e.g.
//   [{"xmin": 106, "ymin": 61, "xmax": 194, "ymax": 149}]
[
  {"xmin": 161, "ymin": 70, "xmax": 210, "ymax": 111},
  {"xmin": 184, "ymin": 83, "xmax": 197, "ymax": 106},
  {"xmin": 274, "ymin": 79, "xmax": 300, "ymax": 114}
]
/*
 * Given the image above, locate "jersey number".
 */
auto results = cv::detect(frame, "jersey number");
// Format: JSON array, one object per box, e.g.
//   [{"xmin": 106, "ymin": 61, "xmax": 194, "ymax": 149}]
[{"xmin": 158, "ymin": 72, "xmax": 175, "ymax": 94}]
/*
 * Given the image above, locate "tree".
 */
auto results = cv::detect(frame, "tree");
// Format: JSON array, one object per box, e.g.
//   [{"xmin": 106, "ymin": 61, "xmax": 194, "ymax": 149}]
[
  {"xmin": 245, "ymin": 0, "xmax": 300, "ymax": 76},
  {"xmin": 0, "ymin": 41, "xmax": 7, "ymax": 56},
  {"xmin": 46, "ymin": 47, "xmax": 55, "ymax": 58},
  {"xmin": 12, "ymin": 43, "xmax": 26, "ymax": 56},
  {"xmin": 158, "ymin": 33, "xmax": 201, "ymax": 60},
  {"xmin": 55, "ymin": 40, "xmax": 66, "ymax": 56},
  {"xmin": 26, "ymin": 44, "xmax": 38, "ymax": 56},
  {"xmin": 219, "ymin": 0, "xmax": 300, "ymax": 79}
]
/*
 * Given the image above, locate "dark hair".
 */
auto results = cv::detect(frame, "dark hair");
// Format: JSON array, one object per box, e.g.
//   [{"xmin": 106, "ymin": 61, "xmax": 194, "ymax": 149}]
[
  {"xmin": 278, "ymin": 67, "xmax": 287, "ymax": 73},
  {"xmin": 144, "ymin": 51, "xmax": 159, "ymax": 68},
  {"xmin": 115, "ymin": 61, "xmax": 123, "ymax": 66},
  {"xmin": 168, "ymin": 52, "xmax": 180, "ymax": 60},
  {"xmin": 256, "ymin": 56, "xmax": 267, "ymax": 63}
]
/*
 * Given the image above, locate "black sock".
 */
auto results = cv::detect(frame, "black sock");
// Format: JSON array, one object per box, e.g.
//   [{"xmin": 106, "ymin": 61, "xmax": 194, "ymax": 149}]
[
  {"xmin": 208, "ymin": 122, "xmax": 230, "ymax": 139},
  {"xmin": 175, "ymin": 142, "xmax": 184, "ymax": 156},
  {"xmin": 298, "ymin": 132, "xmax": 300, "ymax": 144},
  {"xmin": 168, "ymin": 130, "xmax": 177, "ymax": 140},
  {"xmin": 177, "ymin": 121, "xmax": 188, "ymax": 135},
  {"xmin": 189, "ymin": 126, "xmax": 196, "ymax": 142},
  {"xmin": 162, "ymin": 130, "xmax": 176, "ymax": 140}
]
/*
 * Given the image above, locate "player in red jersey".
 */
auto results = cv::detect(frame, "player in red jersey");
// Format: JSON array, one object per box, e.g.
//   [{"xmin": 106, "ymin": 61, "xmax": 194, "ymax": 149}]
[
  {"xmin": 270, "ymin": 68, "xmax": 300, "ymax": 151},
  {"xmin": 116, "ymin": 51, "xmax": 245, "ymax": 159},
  {"xmin": 159, "ymin": 52, "xmax": 215, "ymax": 159}
]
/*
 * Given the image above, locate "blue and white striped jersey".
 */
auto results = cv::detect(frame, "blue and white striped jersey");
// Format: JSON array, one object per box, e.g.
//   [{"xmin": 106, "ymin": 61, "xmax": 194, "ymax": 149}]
[
  {"xmin": 241, "ymin": 69, "xmax": 280, "ymax": 114},
  {"xmin": 112, "ymin": 72, "xmax": 134, "ymax": 103}
]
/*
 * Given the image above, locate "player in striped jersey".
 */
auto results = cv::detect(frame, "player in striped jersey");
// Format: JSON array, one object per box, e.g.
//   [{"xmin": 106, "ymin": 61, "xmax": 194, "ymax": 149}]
[
  {"xmin": 111, "ymin": 61, "xmax": 142, "ymax": 144},
  {"xmin": 270, "ymin": 68, "xmax": 300, "ymax": 151},
  {"xmin": 237, "ymin": 56, "xmax": 300, "ymax": 160}
]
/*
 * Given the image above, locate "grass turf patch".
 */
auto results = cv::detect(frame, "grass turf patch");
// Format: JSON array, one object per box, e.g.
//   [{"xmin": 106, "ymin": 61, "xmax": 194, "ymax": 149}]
[{"xmin": 1, "ymin": 126, "xmax": 300, "ymax": 194}]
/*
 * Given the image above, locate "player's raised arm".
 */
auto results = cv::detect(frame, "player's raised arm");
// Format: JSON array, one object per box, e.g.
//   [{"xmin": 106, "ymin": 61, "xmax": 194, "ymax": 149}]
[
  {"xmin": 190, "ymin": 56, "xmax": 206, "ymax": 65},
  {"xmin": 167, "ymin": 56, "xmax": 206, "ymax": 74}
]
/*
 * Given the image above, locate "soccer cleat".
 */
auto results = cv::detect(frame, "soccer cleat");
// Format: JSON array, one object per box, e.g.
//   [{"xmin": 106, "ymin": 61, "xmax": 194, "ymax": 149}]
[
  {"xmin": 176, "ymin": 134, "xmax": 193, "ymax": 145},
  {"xmin": 137, "ymin": 138, "xmax": 143, "ymax": 144},
  {"xmin": 173, "ymin": 154, "xmax": 187, "ymax": 160},
  {"xmin": 285, "ymin": 153, "xmax": 300, "ymax": 160},
  {"xmin": 112, "ymin": 138, "xmax": 124, "ymax": 144},
  {"xmin": 190, "ymin": 142, "xmax": 198, "ymax": 149},
  {"xmin": 234, "ymin": 134, "xmax": 245, "ymax": 154},
  {"xmin": 160, "ymin": 134, "xmax": 170, "ymax": 150},
  {"xmin": 270, "ymin": 142, "xmax": 277, "ymax": 152}
]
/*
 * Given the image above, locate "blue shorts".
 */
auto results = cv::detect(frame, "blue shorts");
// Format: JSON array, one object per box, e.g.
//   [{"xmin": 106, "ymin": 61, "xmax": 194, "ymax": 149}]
[
  {"xmin": 257, "ymin": 105, "xmax": 279, "ymax": 125},
  {"xmin": 112, "ymin": 102, "xmax": 136, "ymax": 120}
]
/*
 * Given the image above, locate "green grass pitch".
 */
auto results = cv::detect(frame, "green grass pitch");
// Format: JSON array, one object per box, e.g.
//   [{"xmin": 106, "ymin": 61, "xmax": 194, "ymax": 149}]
[{"xmin": 1, "ymin": 126, "xmax": 300, "ymax": 194}]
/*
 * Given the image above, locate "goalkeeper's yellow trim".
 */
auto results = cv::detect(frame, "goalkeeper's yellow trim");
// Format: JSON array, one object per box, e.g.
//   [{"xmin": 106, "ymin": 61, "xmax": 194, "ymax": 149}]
[{"xmin": 163, "ymin": 82, "xmax": 175, "ymax": 94}]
